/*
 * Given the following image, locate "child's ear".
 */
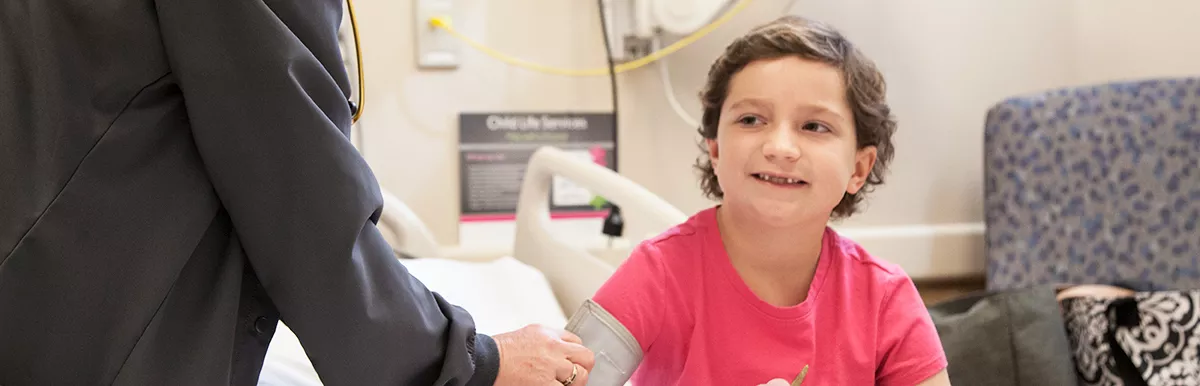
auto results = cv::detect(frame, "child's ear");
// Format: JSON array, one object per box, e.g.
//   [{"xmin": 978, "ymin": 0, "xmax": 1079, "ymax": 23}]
[
  {"xmin": 846, "ymin": 146, "xmax": 877, "ymax": 194},
  {"xmin": 706, "ymin": 138, "xmax": 720, "ymax": 166}
]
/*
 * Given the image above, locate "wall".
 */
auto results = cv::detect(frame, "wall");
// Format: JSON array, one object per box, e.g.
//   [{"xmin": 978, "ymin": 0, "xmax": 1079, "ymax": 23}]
[
  {"xmin": 349, "ymin": 0, "xmax": 1200, "ymax": 279},
  {"xmin": 1068, "ymin": 0, "xmax": 1200, "ymax": 85}
]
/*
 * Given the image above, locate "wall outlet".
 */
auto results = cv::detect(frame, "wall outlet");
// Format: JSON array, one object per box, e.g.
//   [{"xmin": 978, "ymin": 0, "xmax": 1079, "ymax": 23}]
[{"xmin": 414, "ymin": 0, "xmax": 459, "ymax": 69}]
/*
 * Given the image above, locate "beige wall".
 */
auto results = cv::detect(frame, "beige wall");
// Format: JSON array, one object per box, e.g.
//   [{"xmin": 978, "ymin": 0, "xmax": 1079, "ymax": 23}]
[
  {"xmin": 1069, "ymin": 0, "xmax": 1200, "ymax": 85},
  {"xmin": 349, "ymin": 0, "xmax": 1200, "ymax": 278}
]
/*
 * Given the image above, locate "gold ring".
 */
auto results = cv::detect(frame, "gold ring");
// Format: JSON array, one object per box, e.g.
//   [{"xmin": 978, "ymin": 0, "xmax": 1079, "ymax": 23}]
[{"xmin": 561, "ymin": 364, "xmax": 578, "ymax": 386}]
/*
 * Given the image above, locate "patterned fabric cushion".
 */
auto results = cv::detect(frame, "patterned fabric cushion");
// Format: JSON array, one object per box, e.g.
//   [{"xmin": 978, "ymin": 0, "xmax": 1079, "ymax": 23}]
[{"xmin": 984, "ymin": 78, "xmax": 1200, "ymax": 291}]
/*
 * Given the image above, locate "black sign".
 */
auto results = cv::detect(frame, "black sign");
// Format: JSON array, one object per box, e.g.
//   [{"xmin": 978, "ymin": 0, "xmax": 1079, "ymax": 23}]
[{"xmin": 458, "ymin": 112, "xmax": 617, "ymax": 217}]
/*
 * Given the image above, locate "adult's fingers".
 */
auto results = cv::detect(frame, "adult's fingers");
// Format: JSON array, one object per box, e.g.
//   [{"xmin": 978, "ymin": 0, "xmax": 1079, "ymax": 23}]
[
  {"xmin": 553, "ymin": 361, "xmax": 584, "ymax": 386},
  {"xmin": 559, "ymin": 329, "xmax": 583, "ymax": 345},
  {"xmin": 570, "ymin": 364, "xmax": 590, "ymax": 386},
  {"xmin": 562, "ymin": 342, "xmax": 596, "ymax": 371}
]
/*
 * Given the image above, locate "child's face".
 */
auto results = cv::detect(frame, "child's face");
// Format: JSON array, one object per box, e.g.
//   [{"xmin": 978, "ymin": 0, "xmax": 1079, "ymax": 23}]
[{"xmin": 707, "ymin": 56, "xmax": 877, "ymax": 227}]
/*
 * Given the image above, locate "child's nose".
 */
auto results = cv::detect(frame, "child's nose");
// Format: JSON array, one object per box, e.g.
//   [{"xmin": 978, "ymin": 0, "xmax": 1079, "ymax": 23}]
[{"xmin": 763, "ymin": 127, "xmax": 801, "ymax": 161}]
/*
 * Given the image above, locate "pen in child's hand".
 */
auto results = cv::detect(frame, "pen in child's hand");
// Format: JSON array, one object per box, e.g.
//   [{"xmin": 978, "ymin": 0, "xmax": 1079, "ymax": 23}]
[{"xmin": 790, "ymin": 365, "xmax": 809, "ymax": 386}]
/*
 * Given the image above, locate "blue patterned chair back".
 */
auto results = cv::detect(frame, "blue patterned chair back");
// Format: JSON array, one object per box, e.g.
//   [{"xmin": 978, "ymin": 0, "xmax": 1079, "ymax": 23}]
[{"xmin": 984, "ymin": 78, "xmax": 1200, "ymax": 291}]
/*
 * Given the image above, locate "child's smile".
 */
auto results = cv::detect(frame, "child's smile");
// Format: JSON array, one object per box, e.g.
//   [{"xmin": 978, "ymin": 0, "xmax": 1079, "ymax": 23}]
[
  {"xmin": 707, "ymin": 55, "xmax": 874, "ymax": 226},
  {"xmin": 750, "ymin": 172, "xmax": 809, "ymax": 188}
]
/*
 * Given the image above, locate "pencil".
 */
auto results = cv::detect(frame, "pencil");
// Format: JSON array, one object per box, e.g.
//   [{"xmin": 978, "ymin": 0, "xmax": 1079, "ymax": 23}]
[{"xmin": 790, "ymin": 365, "xmax": 809, "ymax": 386}]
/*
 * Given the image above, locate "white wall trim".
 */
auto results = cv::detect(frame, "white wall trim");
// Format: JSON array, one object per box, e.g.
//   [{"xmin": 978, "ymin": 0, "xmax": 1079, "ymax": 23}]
[
  {"xmin": 440, "ymin": 222, "xmax": 988, "ymax": 280},
  {"xmin": 832, "ymin": 222, "xmax": 987, "ymax": 280}
]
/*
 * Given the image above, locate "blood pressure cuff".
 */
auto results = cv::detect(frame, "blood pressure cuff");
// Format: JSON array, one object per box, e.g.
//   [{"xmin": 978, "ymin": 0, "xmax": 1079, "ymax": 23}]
[{"xmin": 565, "ymin": 299, "xmax": 643, "ymax": 386}]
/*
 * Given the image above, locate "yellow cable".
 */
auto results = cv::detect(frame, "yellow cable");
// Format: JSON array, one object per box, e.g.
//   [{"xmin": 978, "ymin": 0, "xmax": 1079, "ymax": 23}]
[
  {"xmin": 428, "ymin": 0, "xmax": 754, "ymax": 77},
  {"xmin": 347, "ymin": 0, "xmax": 366, "ymax": 123}
]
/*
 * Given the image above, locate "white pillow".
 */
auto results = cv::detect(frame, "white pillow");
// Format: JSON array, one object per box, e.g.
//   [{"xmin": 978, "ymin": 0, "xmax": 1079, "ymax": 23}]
[{"xmin": 258, "ymin": 256, "xmax": 567, "ymax": 385}]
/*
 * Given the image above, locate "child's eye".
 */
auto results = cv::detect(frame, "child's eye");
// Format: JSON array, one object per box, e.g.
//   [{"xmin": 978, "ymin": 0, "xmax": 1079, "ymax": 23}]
[
  {"xmin": 736, "ymin": 115, "xmax": 764, "ymax": 126},
  {"xmin": 801, "ymin": 121, "xmax": 832, "ymax": 133}
]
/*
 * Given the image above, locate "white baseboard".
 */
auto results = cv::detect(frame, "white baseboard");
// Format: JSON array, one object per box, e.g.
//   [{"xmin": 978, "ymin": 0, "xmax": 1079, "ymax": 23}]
[
  {"xmin": 832, "ymin": 222, "xmax": 987, "ymax": 280},
  {"xmin": 442, "ymin": 222, "xmax": 988, "ymax": 281}
]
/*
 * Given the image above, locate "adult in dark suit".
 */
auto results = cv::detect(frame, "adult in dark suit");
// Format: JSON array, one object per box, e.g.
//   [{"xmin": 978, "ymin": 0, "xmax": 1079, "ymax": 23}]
[{"xmin": 0, "ymin": 0, "xmax": 593, "ymax": 385}]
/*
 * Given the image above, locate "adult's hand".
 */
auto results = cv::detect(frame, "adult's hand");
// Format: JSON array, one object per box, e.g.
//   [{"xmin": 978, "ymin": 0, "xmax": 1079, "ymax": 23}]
[{"xmin": 492, "ymin": 324, "xmax": 595, "ymax": 386}]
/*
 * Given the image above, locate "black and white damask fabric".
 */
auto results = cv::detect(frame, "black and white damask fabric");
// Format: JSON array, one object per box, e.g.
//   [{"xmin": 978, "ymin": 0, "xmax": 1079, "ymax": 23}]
[{"xmin": 1062, "ymin": 292, "xmax": 1200, "ymax": 386}]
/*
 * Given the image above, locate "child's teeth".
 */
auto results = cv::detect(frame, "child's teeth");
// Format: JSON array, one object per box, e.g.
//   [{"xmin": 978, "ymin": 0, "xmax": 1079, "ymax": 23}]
[
  {"xmin": 758, "ymin": 176, "xmax": 796, "ymax": 184},
  {"xmin": 757, "ymin": 174, "xmax": 800, "ymax": 184}
]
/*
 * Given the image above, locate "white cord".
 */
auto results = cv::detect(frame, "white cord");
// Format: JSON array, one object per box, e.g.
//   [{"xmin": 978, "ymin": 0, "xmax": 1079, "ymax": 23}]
[
  {"xmin": 654, "ymin": 38, "xmax": 701, "ymax": 129},
  {"xmin": 784, "ymin": 0, "xmax": 801, "ymax": 13},
  {"xmin": 654, "ymin": 0, "xmax": 797, "ymax": 130}
]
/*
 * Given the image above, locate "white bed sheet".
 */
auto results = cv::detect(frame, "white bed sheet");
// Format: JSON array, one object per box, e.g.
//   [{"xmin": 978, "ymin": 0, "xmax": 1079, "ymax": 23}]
[{"xmin": 257, "ymin": 256, "xmax": 569, "ymax": 386}]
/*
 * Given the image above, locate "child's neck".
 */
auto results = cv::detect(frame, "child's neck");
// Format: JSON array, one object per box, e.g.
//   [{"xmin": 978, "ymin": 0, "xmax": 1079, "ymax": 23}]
[{"xmin": 716, "ymin": 206, "xmax": 827, "ymax": 308}]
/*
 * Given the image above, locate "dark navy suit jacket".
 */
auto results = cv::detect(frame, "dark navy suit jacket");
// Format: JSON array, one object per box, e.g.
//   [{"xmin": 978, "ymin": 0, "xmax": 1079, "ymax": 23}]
[{"xmin": 0, "ymin": 0, "xmax": 498, "ymax": 384}]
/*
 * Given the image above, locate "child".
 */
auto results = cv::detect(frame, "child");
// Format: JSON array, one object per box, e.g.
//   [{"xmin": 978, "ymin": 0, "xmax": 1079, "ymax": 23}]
[{"xmin": 590, "ymin": 16, "xmax": 949, "ymax": 385}]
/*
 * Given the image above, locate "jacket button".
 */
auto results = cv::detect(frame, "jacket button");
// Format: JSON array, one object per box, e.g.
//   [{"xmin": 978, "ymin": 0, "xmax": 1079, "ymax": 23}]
[{"xmin": 254, "ymin": 316, "xmax": 273, "ymax": 335}]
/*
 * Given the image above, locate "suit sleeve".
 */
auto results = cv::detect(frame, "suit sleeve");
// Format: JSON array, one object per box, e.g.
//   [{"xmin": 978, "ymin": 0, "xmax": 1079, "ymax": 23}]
[
  {"xmin": 875, "ymin": 274, "xmax": 948, "ymax": 386},
  {"xmin": 152, "ymin": 1, "xmax": 498, "ymax": 385}
]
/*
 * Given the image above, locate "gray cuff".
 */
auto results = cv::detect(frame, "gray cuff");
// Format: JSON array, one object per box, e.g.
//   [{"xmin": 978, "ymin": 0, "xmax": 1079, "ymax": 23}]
[{"xmin": 565, "ymin": 299, "xmax": 643, "ymax": 386}]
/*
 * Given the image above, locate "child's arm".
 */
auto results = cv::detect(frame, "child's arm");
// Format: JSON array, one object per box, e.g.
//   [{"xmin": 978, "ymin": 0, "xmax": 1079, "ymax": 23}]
[
  {"xmin": 875, "ymin": 274, "xmax": 950, "ymax": 386},
  {"xmin": 589, "ymin": 241, "xmax": 669, "ymax": 352},
  {"xmin": 914, "ymin": 369, "xmax": 951, "ymax": 385},
  {"xmin": 565, "ymin": 241, "xmax": 670, "ymax": 385}
]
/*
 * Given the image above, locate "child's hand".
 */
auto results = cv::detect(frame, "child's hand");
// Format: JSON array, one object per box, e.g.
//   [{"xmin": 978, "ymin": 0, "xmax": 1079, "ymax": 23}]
[{"xmin": 757, "ymin": 379, "xmax": 791, "ymax": 386}]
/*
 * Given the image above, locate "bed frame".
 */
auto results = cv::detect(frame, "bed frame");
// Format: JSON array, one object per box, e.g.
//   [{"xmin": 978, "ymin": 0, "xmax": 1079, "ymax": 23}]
[
  {"xmin": 513, "ymin": 146, "xmax": 687, "ymax": 315},
  {"xmin": 377, "ymin": 145, "xmax": 687, "ymax": 316}
]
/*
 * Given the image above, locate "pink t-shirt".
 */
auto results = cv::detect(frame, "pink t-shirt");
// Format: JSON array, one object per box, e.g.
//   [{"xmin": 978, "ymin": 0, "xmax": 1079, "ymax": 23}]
[{"xmin": 592, "ymin": 207, "xmax": 947, "ymax": 385}]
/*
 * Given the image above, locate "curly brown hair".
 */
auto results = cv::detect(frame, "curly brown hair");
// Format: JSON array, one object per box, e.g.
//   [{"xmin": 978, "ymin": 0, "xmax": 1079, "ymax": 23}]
[{"xmin": 694, "ymin": 15, "xmax": 896, "ymax": 219}]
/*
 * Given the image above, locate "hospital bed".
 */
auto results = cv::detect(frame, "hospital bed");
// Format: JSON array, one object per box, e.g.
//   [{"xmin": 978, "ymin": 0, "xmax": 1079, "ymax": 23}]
[{"xmin": 257, "ymin": 146, "xmax": 687, "ymax": 385}]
